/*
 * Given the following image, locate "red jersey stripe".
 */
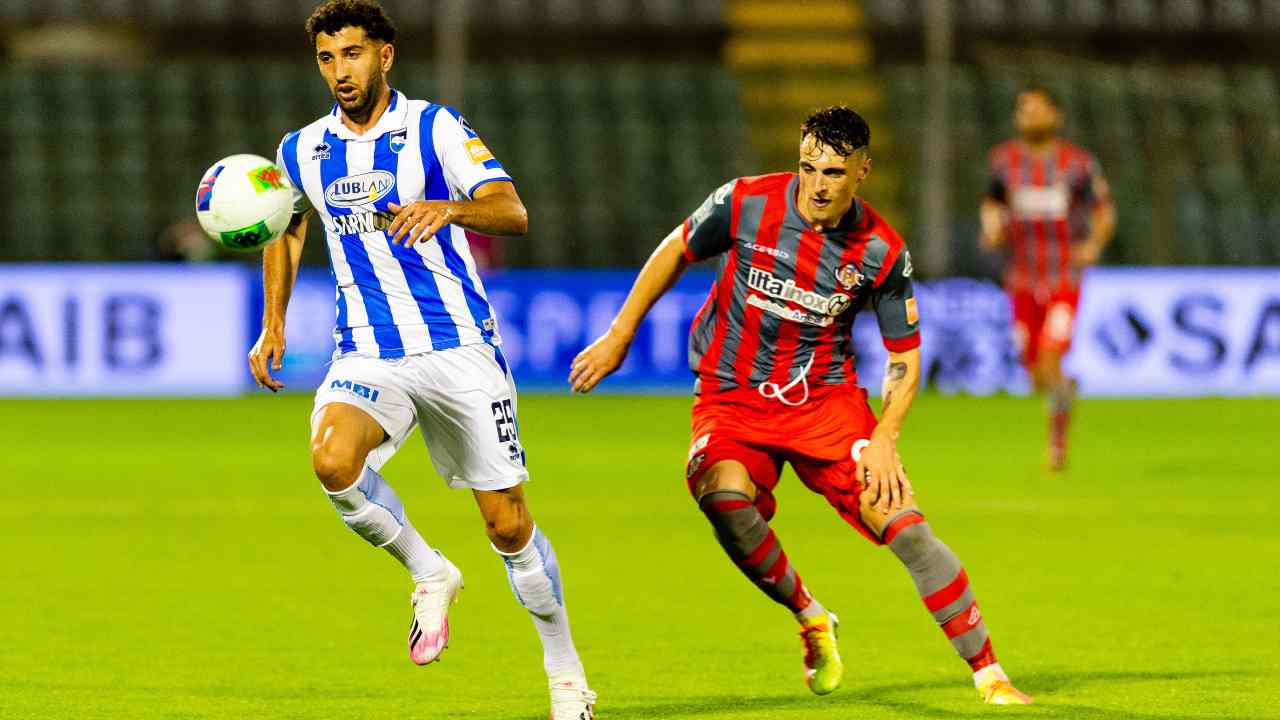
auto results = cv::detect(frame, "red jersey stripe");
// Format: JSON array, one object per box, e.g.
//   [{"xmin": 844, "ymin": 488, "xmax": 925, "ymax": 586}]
[
  {"xmin": 727, "ymin": 191, "xmax": 788, "ymax": 387},
  {"xmin": 809, "ymin": 236, "xmax": 869, "ymax": 381},
  {"xmin": 766, "ymin": 229, "xmax": 824, "ymax": 387}
]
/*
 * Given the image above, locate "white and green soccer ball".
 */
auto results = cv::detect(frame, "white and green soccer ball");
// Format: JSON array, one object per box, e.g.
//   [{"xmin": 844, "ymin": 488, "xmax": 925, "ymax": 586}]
[{"xmin": 195, "ymin": 153, "xmax": 294, "ymax": 251}]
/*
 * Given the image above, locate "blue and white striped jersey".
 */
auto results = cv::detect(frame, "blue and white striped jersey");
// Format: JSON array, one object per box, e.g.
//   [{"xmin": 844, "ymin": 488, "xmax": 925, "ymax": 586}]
[{"xmin": 276, "ymin": 90, "xmax": 512, "ymax": 359}]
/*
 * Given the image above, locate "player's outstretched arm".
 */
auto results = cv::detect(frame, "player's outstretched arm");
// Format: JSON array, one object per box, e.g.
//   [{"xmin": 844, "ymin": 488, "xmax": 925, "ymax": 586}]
[
  {"xmin": 979, "ymin": 197, "xmax": 1007, "ymax": 251},
  {"xmin": 859, "ymin": 347, "xmax": 921, "ymax": 513},
  {"xmin": 249, "ymin": 210, "xmax": 311, "ymax": 392},
  {"xmin": 387, "ymin": 181, "xmax": 528, "ymax": 247},
  {"xmin": 1074, "ymin": 198, "xmax": 1116, "ymax": 267},
  {"xmin": 569, "ymin": 225, "xmax": 691, "ymax": 393}
]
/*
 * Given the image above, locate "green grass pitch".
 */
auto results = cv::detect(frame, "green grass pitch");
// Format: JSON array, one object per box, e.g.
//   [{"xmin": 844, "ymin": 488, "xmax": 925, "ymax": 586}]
[{"xmin": 3, "ymin": 393, "xmax": 1278, "ymax": 719}]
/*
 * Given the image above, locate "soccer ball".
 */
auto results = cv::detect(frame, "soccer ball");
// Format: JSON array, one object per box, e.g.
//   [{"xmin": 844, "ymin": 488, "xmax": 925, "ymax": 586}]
[{"xmin": 195, "ymin": 154, "xmax": 295, "ymax": 251}]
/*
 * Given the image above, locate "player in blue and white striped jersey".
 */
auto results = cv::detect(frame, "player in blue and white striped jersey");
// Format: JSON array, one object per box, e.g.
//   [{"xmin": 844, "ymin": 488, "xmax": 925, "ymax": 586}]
[{"xmin": 246, "ymin": 3, "xmax": 594, "ymax": 716}]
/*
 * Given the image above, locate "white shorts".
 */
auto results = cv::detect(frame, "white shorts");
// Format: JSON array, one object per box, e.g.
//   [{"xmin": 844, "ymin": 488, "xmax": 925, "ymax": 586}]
[{"xmin": 311, "ymin": 343, "xmax": 528, "ymax": 492}]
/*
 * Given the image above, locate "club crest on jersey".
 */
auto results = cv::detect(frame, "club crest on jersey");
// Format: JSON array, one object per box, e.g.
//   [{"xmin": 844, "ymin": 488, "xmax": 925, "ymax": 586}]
[
  {"xmin": 836, "ymin": 263, "xmax": 864, "ymax": 290},
  {"xmin": 390, "ymin": 129, "xmax": 407, "ymax": 154},
  {"xmin": 325, "ymin": 170, "xmax": 395, "ymax": 208},
  {"xmin": 311, "ymin": 142, "xmax": 331, "ymax": 161}
]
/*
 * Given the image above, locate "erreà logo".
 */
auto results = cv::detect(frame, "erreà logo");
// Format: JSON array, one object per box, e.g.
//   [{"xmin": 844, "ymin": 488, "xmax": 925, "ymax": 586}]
[{"xmin": 325, "ymin": 170, "xmax": 395, "ymax": 208}]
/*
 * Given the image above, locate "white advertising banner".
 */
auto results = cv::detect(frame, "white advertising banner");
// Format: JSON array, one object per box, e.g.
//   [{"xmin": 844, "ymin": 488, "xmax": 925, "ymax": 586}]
[
  {"xmin": 1068, "ymin": 267, "xmax": 1280, "ymax": 396},
  {"xmin": 0, "ymin": 265, "xmax": 247, "ymax": 396}
]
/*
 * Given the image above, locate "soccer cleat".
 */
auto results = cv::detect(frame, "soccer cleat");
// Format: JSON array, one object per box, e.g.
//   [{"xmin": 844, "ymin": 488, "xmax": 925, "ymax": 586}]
[
  {"xmin": 799, "ymin": 611, "xmax": 844, "ymax": 695},
  {"xmin": 548, "ymin": 675, "xmax": 596, "ymax": 720},
  {"xmin": 975, "ymin": 665, "xmax": 1033, "ymax": 705},
  {"xmin": 407, "ymin": 554, "xmax": 463, "ymax": 665}
]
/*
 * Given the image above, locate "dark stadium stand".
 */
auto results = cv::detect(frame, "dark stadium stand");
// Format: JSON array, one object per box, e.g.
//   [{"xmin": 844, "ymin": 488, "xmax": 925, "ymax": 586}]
[{"xmin": 1, "ymin": 0, "xmax": 1277, "ymax": 269}]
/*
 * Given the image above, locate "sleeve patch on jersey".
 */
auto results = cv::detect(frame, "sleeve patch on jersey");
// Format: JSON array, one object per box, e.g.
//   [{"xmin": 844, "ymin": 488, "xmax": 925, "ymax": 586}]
[
  {"xmin": 905, "ymin": 297, "xmax": 919, "ymax": 325},
  {"xmin": 466, "ymin": 138, "xmax": 494, "ymax": 164}
]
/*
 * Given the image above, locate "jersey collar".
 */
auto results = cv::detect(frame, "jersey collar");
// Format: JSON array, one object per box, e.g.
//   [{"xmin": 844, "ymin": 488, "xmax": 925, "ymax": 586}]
[{"xmin": 326, "ymin": 88, "xmax": 408, "ymax": 141}]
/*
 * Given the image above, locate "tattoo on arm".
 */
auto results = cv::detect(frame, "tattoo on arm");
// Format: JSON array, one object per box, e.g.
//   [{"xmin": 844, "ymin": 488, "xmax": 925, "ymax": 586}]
[{"xmin": 882, "ymin": 361, "xmax": 908, "ymax": 411}]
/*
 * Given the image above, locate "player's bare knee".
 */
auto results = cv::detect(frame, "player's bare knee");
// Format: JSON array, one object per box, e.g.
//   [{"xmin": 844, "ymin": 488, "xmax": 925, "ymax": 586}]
[
  {"xmin": 484, "ymin": 506, "xmax": 532, "ymax": 551},
  {"xmin": 693, "ymin": 461, "xmax": 756, "ymax": 503},
  {"xmin": 311, "ymin": 441, "xmax": 364, "ymax": 492}
]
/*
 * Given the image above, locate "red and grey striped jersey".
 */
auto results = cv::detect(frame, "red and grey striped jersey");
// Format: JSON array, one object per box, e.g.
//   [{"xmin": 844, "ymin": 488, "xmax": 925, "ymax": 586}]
[
  {"xmin": 682, "ymin": 172, "xmax": 921, "ymax": 394},
  {"xmin": 987, "ymin": 139, "xmax": 1110, "ymax": 293}
]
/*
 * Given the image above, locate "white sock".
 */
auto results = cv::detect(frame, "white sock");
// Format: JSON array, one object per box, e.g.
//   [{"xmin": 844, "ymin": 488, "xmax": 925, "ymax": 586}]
[
  {"xmin": 494, "ymin": 526, "xmax": 585, "ymax": 678},
  {"xmin": 974, "ymin": 662, "xmax": 1007, "ymax": 686},
  {"xmin": 326, "ymin": 466, "xmax": 446, "ymax": 583}
]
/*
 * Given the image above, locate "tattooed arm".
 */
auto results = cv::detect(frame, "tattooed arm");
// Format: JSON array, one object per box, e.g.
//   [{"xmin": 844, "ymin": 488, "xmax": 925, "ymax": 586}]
[
  {"xmin": 859, "ymin": 241, "xmax": 923, "ymax": 513},
  {"xmin": 858, "ymin": 348, "xmax": 921, "ymax": 513},
  {"xmin": 879, "ymin": 349, "xmax": 921, "ymax": 426}
]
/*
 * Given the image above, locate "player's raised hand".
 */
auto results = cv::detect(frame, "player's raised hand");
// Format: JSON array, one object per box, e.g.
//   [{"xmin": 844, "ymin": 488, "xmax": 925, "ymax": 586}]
[
  {"xmin": 569, "ymin": 331, "xmax": 632, "ymax": 394},
  {"xmin": 387, "ymin": 200, "xmax": 456, "ymax": 247},
  {"xmin": 248, "ymin": 325, "xmax": 287, "ymax": 393}
]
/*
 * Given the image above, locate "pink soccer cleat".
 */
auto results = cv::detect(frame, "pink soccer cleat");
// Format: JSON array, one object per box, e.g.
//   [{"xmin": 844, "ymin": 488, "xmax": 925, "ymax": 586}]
[{"xmin": 407, "ymin": 556, "xmax": 463, "ymax": 665}]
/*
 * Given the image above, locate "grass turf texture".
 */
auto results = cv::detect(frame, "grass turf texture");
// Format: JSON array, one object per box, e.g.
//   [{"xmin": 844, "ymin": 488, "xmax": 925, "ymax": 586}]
[{"xmin": 3, "ymin": 394, "xmax": 1278, "ymax": 720}]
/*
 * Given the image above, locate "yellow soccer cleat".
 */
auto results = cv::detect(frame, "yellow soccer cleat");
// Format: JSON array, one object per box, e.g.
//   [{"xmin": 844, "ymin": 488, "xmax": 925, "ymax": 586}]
[
  {"xmin": 975, "ymin": 665, "xmax": 1034, "ymax": 705},
  {"xmin": 799, "ymin": 611, "xmax": 844, "ymax": 695}
]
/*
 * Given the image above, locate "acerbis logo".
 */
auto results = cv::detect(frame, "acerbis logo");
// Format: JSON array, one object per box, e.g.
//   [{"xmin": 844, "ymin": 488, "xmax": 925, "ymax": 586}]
[
  {"xmin": 745, "ymin": 243, "xmax": 790, "ymax": 259},
  {"xmin": 325, "ymin": 170, "xmax": 395, "ymax": 208}
]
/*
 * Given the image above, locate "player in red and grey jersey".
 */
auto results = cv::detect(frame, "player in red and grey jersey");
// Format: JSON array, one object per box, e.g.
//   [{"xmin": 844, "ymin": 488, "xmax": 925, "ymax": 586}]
[
  {"xmin": 682, "ymin": 170, "xmax": 919, "ymax": 397},
  {"xmin": 571, "ymin": 107, "xmax": 1030, "ymax": 705},
  {"xmin": 980, "ymin": 86, "xmax": 1115, "ymax": 470}
]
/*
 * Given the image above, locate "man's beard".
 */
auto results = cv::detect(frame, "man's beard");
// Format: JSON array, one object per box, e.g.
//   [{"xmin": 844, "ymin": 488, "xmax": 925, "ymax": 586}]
[{"xmin": 339, "ymin": 74, "xmax": 384, "ymax": 124}]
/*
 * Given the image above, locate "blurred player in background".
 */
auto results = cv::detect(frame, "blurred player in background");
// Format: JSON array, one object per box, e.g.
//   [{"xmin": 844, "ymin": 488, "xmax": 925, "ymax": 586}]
[
  {"xmin": 980, "ymin": 87, "xmax": 1115, "ymax": 471},
  {"xmin": 571, "ymin": 107, "xmax": 1031, "ymax": 705},
  {"xmin": 246, "ymin": 2, "xmax": 594, "ymax": 716}
]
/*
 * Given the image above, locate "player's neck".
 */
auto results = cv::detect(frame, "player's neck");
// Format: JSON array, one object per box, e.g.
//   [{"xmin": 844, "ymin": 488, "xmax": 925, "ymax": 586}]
[
  {"xmin": 1021, "ymin": 136, "xmax": 1059, "ymax": 157},
  {"xmin": 340, "ymin": 86, "xmax": 393, "ymax": 136}
]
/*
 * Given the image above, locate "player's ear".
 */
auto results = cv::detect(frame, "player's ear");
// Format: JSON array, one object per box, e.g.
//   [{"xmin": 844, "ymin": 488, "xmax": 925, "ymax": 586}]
[
  {"xmin": 380, "ymin": 42, "xmax": 395, "ymax": 73},
  {"xmin": 857, "ymin": 152, "xmax": 872, "ymax": 182}
]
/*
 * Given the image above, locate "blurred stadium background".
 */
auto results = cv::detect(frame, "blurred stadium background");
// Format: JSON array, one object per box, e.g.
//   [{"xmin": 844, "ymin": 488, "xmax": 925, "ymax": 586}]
[
  {"xmin": 3, "ymin": 3, "xmax": 1279, "ymax": 718},
  {"xmin": 2, "ymin": 0, "xmax": 1278, "ymax": 397}
]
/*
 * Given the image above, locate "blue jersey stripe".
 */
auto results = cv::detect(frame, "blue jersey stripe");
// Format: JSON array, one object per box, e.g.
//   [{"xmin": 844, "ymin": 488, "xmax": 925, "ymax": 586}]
[
  {"xmin": 482, "ymin": 158, "xmax": 504, "ymax": 171},
  {"xmin": 441, "ymin": 105, "xmax": 476, "ymax": 138},
  {"xmin": 320, "ymin": 130, "xmax": 405, "ymax": 358},
  {"xmin": 420, "ymin": 109, "xmax": 495, "ymax": 342},
  {"xmin": 375, "ymin": 131, "xmax": 460, "ymax": 351},
  {"xmin": 293, "ymin": 131, "xmax": 353, "ymax": 352},
  {"xmin": 281, "ymin": 131, "xmax": 304, "ymax": 191}
]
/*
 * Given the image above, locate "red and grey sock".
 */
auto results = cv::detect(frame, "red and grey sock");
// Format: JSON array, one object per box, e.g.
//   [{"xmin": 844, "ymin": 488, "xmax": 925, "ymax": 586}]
[
  {"xmin": 884, "ymin": 511, "xmax": 998, "ymax": 672},
  {"xmin": 699, "ymin": 490, "xmax": 826, "ymax": 622}
]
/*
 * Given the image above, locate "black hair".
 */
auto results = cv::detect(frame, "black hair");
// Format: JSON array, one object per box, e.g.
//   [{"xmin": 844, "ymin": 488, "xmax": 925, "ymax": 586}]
[
  {"xmin": 306, "ymin": 0, "xmax": 397, "ymax": 47},
  {"xmin": 1017, "ymin": 85, "xmax": 1060, "ymax": 109},
  {"xmin": 801, "ymin": 106, "xmax": 871, "ymax": 157}
]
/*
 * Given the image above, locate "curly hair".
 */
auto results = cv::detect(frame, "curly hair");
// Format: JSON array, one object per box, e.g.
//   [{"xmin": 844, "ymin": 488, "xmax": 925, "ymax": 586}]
[
  {"xmin": 305, "ymin": 0, "xmax": 398, "ymax": 47},
  {"xmin": 801, "ymin": 106, "xmax": 870, "ymax": 157}
]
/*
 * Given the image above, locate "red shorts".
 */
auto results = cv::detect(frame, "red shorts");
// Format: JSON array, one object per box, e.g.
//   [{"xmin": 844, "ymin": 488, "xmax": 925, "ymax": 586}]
[
  {"xmin": 686, "ymin": 383, "xmax": 883, "ymax": 544},
  {"xmin": 1010, "ymin": 285, "xmax": 1080, "ymax": 367}
]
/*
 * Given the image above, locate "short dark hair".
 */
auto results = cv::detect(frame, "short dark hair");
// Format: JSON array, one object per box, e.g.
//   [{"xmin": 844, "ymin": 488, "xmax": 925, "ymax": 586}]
[
  {"xmin": 1018, "ymin": 85, "xmax": 1059, "ymax": 109},
  {"xmin": 306, "ymin": 0, "xmax": 397, "ymax": 47},
  {"xmin": 801, "ymin": 106, "xmax": 871, "ymax": 157}
]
